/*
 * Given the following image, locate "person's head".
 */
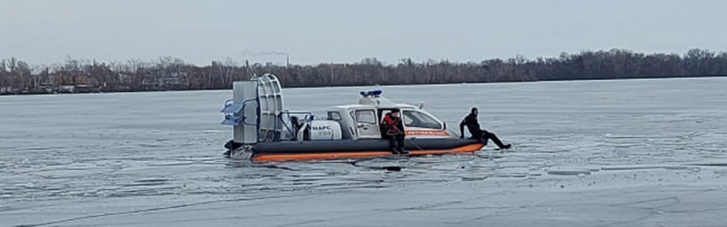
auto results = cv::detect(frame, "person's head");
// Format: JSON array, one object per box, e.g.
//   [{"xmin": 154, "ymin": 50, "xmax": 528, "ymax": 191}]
[
  {"xmin": 391, "ymin": 109, "xmax": 400, "ymax": 117},
  {"xmin": 471, "ymin": 107, "xmax": 478, "ymax": 115},
  {"xmin": 291, "ymin": 116, "xmax": 299, "ymax": 124}
]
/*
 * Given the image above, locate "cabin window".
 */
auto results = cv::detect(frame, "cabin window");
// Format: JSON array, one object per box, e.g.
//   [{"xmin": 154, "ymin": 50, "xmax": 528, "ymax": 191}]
[
  {"xmin": 402, "ymin": 110, "xmax": 442, "ymax": 129},
  {"xmin": 355, "ymin": 109, "xmax": 377, "ymax": 125},
  {"xmin": 328, "ymin": 111, "xmax": 342, "ymax": 121}
]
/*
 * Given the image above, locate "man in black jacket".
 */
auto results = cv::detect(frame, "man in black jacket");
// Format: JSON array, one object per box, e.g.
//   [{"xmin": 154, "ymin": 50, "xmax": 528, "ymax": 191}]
[{"xmin": 460, "ymin": 107, "xmax": 511, "ymax": 149}]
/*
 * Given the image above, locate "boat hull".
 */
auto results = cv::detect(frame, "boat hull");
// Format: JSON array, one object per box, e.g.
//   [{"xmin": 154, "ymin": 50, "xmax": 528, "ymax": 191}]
[{"xmin": 251, "ymin": 138, "xmax": 484, "ymax": 162}]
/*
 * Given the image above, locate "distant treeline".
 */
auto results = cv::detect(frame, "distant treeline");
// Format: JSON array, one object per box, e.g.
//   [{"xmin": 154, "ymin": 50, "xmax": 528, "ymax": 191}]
[{"xmin": 1, "ymin": 48, "xmax": 726, "ymax": 95}]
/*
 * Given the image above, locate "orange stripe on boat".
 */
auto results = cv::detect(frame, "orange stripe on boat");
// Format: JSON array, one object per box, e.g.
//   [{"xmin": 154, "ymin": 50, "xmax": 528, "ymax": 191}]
[
  {"xmin": 405, "ymin": 130, "xmax": 450, "ymax": 137},
  {"xmin": 252, "ymin": 143, "xmax": 485, "ymax": 162}
]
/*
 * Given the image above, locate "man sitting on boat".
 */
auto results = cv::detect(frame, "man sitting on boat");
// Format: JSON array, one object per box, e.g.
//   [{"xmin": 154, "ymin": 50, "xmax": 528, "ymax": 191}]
[
  {"xmin": 382, "ymin": 109, "xmax": 408, "ymax": 155},
  {"xmin": 460, "ymin": 107, "xmax": 512, "ymax": 149}
]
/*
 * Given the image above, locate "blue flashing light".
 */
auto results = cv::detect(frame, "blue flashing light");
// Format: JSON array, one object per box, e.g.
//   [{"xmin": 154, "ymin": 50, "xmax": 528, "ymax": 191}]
[{"xmin": 360, "ymin": 90, "xmax": 383, "ymax": 97}]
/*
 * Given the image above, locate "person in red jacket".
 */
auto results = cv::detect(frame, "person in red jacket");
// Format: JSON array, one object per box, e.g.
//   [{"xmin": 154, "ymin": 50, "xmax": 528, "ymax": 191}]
[{"xmin": 382, "ymin": 109, "xmax": 408, "ymax": 154}]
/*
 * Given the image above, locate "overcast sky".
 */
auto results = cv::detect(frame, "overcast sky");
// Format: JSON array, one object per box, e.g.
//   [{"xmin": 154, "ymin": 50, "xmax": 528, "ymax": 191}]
[{"xmin": 0, "ymin": 0, "xmax": 725, "ymax": 66}]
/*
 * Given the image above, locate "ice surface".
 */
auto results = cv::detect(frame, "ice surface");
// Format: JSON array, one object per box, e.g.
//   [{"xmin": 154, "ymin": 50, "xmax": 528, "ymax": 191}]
[{"xmin": 1, "ymin": 77, "xmax": 727, "ymax": 226}]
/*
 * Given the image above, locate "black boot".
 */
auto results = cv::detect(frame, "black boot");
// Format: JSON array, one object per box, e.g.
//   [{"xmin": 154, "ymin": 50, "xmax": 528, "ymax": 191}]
[
  {"xmin": 389, "ymin": 139, "xmax": 398, "ymax": 154},
  {"xmin": 484, "ymin": 131, "xmax": 509, "ymax": 149}
]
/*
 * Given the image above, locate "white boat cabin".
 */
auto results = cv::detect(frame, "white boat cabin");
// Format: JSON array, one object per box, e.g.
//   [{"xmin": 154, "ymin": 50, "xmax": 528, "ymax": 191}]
[{"xmin": 222, "ymin": 74, "xmax": 456, "ymax": 145}]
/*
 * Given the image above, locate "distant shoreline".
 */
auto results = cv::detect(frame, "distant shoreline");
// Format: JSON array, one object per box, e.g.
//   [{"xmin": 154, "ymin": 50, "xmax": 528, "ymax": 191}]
[
  {"xmin": 3, "ymin": 48, "xmax": 726, "ymax": 96},
  {"xmin": 2, "ymin": 74, "xmax": 726, "ymax": 97}
]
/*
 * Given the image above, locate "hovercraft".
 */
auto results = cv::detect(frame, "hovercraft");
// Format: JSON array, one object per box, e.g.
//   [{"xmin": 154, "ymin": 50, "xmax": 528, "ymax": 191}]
[{"xmin": 221, "ymin": 73, "xmax": 484, "ymax": 162}]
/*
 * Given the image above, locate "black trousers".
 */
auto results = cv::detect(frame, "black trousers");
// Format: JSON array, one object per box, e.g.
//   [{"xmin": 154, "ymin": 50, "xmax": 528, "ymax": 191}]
[
  {"xmin": 388, "ymin": 133, "xmax": 405, "ymax": 152},
  {"xmin": 475, "ymin": 130, "xmax": 507, "ymax": 148}
]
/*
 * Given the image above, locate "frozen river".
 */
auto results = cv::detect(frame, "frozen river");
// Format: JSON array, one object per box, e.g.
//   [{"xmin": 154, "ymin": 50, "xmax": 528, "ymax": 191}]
[{"xmin": 1, "ymin": 77, "xmax": 727, "ymax": 226}]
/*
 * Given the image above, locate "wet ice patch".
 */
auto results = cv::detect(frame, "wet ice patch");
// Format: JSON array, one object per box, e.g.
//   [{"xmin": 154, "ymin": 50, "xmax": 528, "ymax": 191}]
[
  {"xmin": 132, "ymin": 177, "xmax": 170, "ymax": 184},
  {"xmin": 601, "ymin": 165, "xmax": 691, "ymax": 171},
  {"xmin": 688, "ymin": 163, "xmax": 727, "ymax": 167},
  {"xmin": 145, "ymin": 160, "xmax": 196, "ymax": 166},
  {"xmin": 546, "ymin": 168, "xmax": 592, "ymax": 176}
]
